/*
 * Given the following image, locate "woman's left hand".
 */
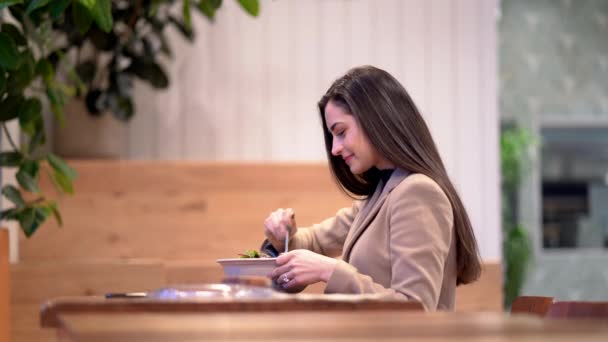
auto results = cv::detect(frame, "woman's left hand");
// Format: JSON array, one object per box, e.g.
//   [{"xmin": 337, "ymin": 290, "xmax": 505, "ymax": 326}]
[{"xmin": 271, "ymin": 249, "xmax": 338, "ymax": 290}]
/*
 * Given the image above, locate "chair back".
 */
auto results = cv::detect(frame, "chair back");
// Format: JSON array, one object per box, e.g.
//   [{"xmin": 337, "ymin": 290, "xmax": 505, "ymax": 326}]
[
  {"xmin": 511, "ymin": 296, "xmax": 554, "ymax": 317},
  {"xmin": 547, "ymin": 301, "xmax": 608, "ymax": 319}
]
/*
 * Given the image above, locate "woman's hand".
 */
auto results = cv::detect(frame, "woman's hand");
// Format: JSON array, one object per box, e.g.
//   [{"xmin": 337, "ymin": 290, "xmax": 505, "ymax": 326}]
[
  {"xmin": 264, "ymin": 208, "xmax": 297, "ymax": 251},
  {"xmin": 271, "ymin": 249, "xmax": 338, "ymax": 291}
]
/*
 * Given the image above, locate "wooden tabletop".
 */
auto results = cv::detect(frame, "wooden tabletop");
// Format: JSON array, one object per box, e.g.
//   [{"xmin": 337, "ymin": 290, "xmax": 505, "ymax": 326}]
[
  {"xmin": 41, "ymin": 294, "xmax": 423, "ymax": 328},
  {"xmin": 55, "ymin": 311, "xmax": 608, "ymax": 342}
]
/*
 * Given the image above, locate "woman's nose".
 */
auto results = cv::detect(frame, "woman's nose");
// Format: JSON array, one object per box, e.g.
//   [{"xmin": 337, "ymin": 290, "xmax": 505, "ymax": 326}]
[{"xmin": 331, "ymin": 139, "xmax": 342, "ymax": 156}]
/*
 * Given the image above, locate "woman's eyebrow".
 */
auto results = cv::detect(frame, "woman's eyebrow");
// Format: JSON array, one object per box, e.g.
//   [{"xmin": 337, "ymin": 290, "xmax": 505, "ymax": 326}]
[{"xmin": 329, "ymin": 122, "xmax": 342, "ymax": 132}]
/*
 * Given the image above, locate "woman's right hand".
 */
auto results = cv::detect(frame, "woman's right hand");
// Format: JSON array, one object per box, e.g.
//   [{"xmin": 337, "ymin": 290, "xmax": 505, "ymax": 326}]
[{"xmin": 264, "ymin": 208, "xmax": 297, "ymax": 252}]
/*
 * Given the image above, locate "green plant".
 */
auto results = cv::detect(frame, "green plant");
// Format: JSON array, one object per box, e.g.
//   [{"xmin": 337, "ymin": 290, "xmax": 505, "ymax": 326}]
[
  {"xmin": 54, "ymin": 0, "xmax": 259, "ymax": 121},
  {"xmin": 0, "ymin": 0, "xmax": 258, "ymax": 238},
  {"xmin": 500, "ymin": 124, "xmax": 537, "ymax": 308}
]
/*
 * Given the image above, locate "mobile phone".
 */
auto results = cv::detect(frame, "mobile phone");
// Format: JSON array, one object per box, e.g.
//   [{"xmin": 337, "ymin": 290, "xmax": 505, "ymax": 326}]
[{"xmin": 104, "ymin": 292, "xmax": 148, "ymax": 299}]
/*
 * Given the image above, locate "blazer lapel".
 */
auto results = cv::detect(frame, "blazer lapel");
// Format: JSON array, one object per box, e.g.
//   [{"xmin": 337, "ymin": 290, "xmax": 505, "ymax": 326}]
[{"xmin": 342, "ymin": 168, "xmax": 411, "ymax": 261}]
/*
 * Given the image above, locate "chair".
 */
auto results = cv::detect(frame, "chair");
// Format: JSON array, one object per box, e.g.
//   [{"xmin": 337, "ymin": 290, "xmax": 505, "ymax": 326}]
[
  {"xmin": 547, "ymin": 301, "xmax": 608, "ymax": 319},
  {"xmin": 511, "ymin": 296, "xmax": 554, "ymax": 317}
]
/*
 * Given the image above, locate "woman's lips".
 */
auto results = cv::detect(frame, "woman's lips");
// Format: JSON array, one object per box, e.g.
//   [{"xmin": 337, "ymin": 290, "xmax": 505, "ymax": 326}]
[{"xmin": 344, "ymin": 155, "xmax": 354, "ymax": 163}]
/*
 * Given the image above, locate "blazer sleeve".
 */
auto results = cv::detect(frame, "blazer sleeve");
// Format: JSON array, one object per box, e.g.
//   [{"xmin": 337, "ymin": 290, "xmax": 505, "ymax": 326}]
[
  {"xmin": 325, "ymin": 178, "xmax": 453, "ymax": 311},
  {"xmin": 289, "ymin": 200, "xmax": 362, "ymax": 257}
]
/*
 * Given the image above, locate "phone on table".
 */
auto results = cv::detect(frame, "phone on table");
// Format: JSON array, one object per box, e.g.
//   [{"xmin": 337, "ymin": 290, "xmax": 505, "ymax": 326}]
[{"xmin": 104, "ymin": 292, "xmax": 148, "ymax": 299}]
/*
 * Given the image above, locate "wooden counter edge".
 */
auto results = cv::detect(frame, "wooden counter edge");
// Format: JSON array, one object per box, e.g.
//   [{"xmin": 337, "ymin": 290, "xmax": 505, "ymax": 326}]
[{"xmin": 40, "ymin": 296, "xmax": 424, "ymax": 328}]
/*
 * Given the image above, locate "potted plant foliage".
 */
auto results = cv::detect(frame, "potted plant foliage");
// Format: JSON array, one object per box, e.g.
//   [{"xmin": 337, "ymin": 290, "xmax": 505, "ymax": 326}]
[
  {"xmin": 0, "ymin": 0, "xmax": 259, "ymax": 237},
  {"xmin": 500, "ymin": 123, "xmax": 537, "ymax": 308}
]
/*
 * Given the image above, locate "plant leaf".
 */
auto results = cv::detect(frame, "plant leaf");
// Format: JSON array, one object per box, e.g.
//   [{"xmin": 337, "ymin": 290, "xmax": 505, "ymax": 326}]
[
  {"xmin": 72, "ymin": 1, "xmax": 93, "ymax": 35},
  {"xmin": 47, "ymin": 201, "xmax": 62, "ymax": 226},
  {"xmin": 107, "ymin": 92, "xmax": 133, "ymax": 121},
  {"xmin": 0, "ymin": 208, "xmax": 20, "ymax": 220},
  {"xmin": 52, "ymin": 170, "xmax": 74, "ymax": 194},
  {"xmin": 237, "ymin": 0, "xmax": 259, "ymax": 17},
  {"xmin": 197, "ymin": 0, "xmax": 216, "ymax": 20},
  {"xmin": 47, "ymin": 153, "xmax": 78, "ymax": 181},
  {"xmin": 148, "ymin": 0, "xmax": 161, "ymax": 16},
  {"xmin": 25, "ymin": 0, "xmax": 49, "ymax": 14},
  {"xmin": 168, "ymin": 16, "xmax": 194, "ymax": 41},
  {"xmin": 0, "ymin": 0, "xmax": 24, "ymax": 10},
  {"xmin": 18, "ymin": 207, "xmax": 45, "ymax": 238},
  {"xmin": 20, "ymin": 159, "xmax": 39, "ymax": 178},
  {"xmin": 75, "ymin": 60, "xmax": 96, "ymax": 84},
  {"xmin": 6, "ymin": 49, "xmax": 35, "ymax": 95},
  {"xmin": 36, "ymin": 58, "xmax": 54, "ymax": 84},
  {"xmin": 0, "ymin": 151, "xmax": 23, "ymax": 167},
  {"xmin": 46, "ymin": 85, "xmax": 67, "ymax": 125},
  {"xmin": 0, "ymin": 94, "xmax": 24, "ymax": 121},
  {"xmin": 16, "ymin": 167, "xmax": 40, "ymax": 193},
  {"xmin": 0, "ymin": 66, "xmax": 5, "ymax": 94},
  {"xmin": 1, "ymin": 23, "xmax": 27, "ymax": 46},
  {"xmin": 1, "ymin": 184, "xmax": 25, "ymax": 207},
  {"xmin": 89, "ymin": 0, "xmax": 113, "ymax": 33},
  {"xmin": 0, "ymin": 32, "xmax": 21, "ymax": 70},
  {"xmin": 127, "ymin": 59, "xmax": 169, "ymax": 89},
  {"xmin": 27, "ymin": 126, "xmax": 46, "ymax": 154},
  {"xmin": 49, "ymin": 0, "xmax": 70, "ymax": 19},
  {"xmin": 183, "ymin": 0, "xmax": 192, "ymax": 30},
  {"xmin": 18, "ymin": 97, "xmax": 43, "ymax": 137}
]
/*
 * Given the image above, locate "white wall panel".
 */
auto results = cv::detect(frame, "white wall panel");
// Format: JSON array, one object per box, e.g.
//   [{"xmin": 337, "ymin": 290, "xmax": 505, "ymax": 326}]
[
  {"xmin": 130, "ymin": 0, "xmax": 500, "ymax": 260},
  {"xmin": 400, "ymin": 0, "xmax": 428, "ymax": 116},
  {"xmin": 292, "ymin": 0, "xmax": 324, "ymax": 160},
  {"xmin": 455, "ymin": 0, "xmax": 485, "ymax": 257},
  {"xmin": 265, "ymin": 0, "xmax": 292, "ymax": 160}
]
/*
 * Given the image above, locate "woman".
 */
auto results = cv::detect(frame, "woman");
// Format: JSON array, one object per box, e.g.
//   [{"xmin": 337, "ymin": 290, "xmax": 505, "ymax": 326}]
[{"xmin": 263, "ymin": 65, "xmax": 481, "ymax": 311}]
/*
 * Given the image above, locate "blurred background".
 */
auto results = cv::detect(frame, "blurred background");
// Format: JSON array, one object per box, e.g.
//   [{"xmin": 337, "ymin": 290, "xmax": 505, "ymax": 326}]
[{"xmin": 500, "ymin": 0, "xmax": 608, "ymax": 302}]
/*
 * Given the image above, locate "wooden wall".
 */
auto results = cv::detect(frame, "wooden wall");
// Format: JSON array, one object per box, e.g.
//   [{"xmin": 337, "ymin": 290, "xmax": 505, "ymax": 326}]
[
  {"xmin": 18, "ymin": 161, "xmax": 351, "ymax": 261},
  {"xmin": 1, "ymin": 229, "xmax": 10, "ymax": 342}
]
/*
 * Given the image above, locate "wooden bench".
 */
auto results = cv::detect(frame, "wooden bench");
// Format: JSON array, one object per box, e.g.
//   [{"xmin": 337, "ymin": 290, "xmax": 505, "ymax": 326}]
[{"xmin": 11, "ymin": 161, "xmax": 502, "ymax": 342}]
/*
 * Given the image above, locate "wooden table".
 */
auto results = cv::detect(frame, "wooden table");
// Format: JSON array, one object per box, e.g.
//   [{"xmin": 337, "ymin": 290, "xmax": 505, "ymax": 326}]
[
  {"xmin": 42, "ymin": 293, "xmax": 422, "ymax": 328},
  {"xmin": 42, "ymin": 296, "xmax": 608, "ymax": 342},
  {"xmin": 49, "ymin": 310, "xmax": 608, "ymax": 342}
]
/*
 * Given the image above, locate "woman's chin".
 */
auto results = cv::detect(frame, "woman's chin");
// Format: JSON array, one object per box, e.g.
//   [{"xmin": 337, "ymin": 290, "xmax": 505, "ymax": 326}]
[{"xmin": 348, "ymin": 164, "xmax": 364, "ymax": 175}]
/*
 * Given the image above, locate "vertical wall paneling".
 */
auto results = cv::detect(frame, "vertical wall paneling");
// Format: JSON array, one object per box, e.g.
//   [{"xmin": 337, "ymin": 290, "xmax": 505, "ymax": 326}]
[
  {"xmin": 129, "ymin": 83, "xmax": 160, "ymax": 159},
  {"xmin": 374, "ymin": 0, "xmax": 402, "ymax": 80},
  {"xmin": 213, "ymin": 0, "xmax": 240, "ymax": 159},
  {"xmin": 480, "ymin": 0, "xmax": 501, "ymax": 260},
  {"xmin": 348, "ymin": 0, "xmax": 372, "ymax": 68},
  {"xmin": 455, "ymin": 0, "xmax": 485, "ymax": 257},
  {"xmin": 238, "ymin": 6, "xmax": 266, "ymax": 160},
  {"xmin": 400, "ymin": 0, "xmax": 429, "ymax": 116},
  {"xmin": 158, "ymin": 57, "xmax": 183, "ymax": 159},
  {"xmin": 265, "ymin": 0, "xmax": 291, "ymax": 160},
  {"xmin": 182, "ymin": 15, "xmax": 215, "ymax": 159},
  {"xmin": 292, "ymin": 1, "xmax": 324, "ymax": 160},
  {"xmin": 319, "ymin": 1, "xmax": 348, "ymax": 94},
  {"xmin": 428, "ymin": 0, "xmax": 456, "ymax": 176}
]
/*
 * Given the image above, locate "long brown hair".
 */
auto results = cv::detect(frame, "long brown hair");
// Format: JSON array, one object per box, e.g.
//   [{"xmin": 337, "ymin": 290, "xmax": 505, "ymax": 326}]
[{"xmin": 318, "ymin": 65, "xmax": 481, "ymax": 285}]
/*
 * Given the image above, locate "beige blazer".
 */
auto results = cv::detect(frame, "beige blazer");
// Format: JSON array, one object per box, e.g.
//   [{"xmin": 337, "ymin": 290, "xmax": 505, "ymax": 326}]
[{"xmin": 290, "ymin": 169, "xmax": 456, "ymax": 311}]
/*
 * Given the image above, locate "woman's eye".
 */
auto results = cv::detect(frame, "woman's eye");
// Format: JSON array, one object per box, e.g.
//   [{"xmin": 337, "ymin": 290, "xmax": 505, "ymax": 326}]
[{"xmin": 336, "ymin": 130, "xmax": 345, "ymax": 137}]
